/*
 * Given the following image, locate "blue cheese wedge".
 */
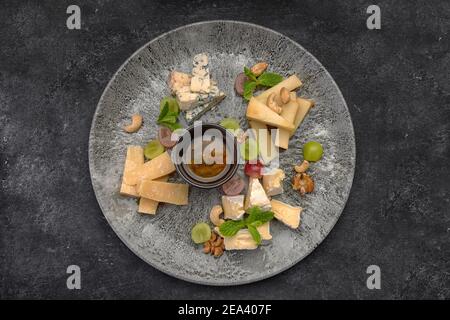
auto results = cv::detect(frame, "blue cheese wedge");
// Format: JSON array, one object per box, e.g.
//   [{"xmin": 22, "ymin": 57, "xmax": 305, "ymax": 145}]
[
  {"xmin": 244, "ymin": 178, "xmax": 271, "ymax": 211},
  {"xmin": 222, "ymin": 195, "xmax": 245, "ymax": 220},
  {"xmin": 262, "ymin": 168, "xmax": 285, "ymax": 196},
  {"xmin": 169, "ymin": 53, "xmax": 225, "ymax": 122},
  {"xmin": 169, "ymin": 71, "xmax": 191, "ymax": 94}
]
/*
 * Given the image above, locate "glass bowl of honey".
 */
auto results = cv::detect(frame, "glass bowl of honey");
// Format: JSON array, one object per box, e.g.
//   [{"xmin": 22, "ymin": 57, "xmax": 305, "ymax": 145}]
[{"xmin": 171, "ymin": 122, "xmax": 239, "ymax": 189}]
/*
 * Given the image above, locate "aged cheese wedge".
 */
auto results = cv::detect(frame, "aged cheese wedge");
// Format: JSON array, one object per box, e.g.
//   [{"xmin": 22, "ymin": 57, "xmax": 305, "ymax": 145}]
[
  {"xmin": 215, "ymin": 224, "xmax": 271, "ymax": 250},
  {"xmin": 275, "ymin": 93, "xmax": 299, "ymax": 149},
  {"xmin": 120, "ymin": 183, "xmax": 139, "ymax": 198},
  {"xmin": 121, "ymin": 146, "xmax": 144, "ymax": 185},
  {"xmin": 126, "ymin": 151, "xmax": 175, "ymax": 185},
  {"xmin": 255, "ymin": 75, "xmax": 302, "ymax": 104},
  {"xmin": 270, "ymin": 199, "xmax": 302, "ymax": 229},
  {"xmin": 138, "ymin": 180, "xmax": 189, "ymax": 205},
  {"xmin": 248, "ymin": 120, "xmax": 278, "ymax": 164},
  {"xmin": 246, "ymin": 97, "xmax": 294, "ymax": 131},
  {"xmin": 290, "ymin": 98, "xmax": 315, "ymax": 137},
  {"xmin": 138, "ymin": 176, "xmax": 169, "ymax": 215}
]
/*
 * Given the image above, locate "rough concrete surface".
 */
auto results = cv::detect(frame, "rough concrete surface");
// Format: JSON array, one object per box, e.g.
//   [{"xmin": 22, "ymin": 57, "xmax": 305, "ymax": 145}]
[{"xmin": 0, "ymin": 0, "xmax": 449, "ymax": 299}]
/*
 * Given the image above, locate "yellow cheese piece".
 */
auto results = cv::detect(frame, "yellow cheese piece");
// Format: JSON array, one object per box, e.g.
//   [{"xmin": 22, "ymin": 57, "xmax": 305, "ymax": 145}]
[
  {"xmin": 120, "ymin": 183, "xmax": 139, "ymax": 198},
  {"xmin": 255, "ymin": 75, "xmax": 302, "ymax": 104},
  {"xmin": 246, "ymin": 97, "xmax": 294, "ymax": 131},
  {"xmin": 138, "ymin": 180, "xmax": 189, "ymax": 205},
  {"xmin": 270, "ymin": 199, "xmax": 302, "ymax": 229},
  {"xmin": 126, "ymin": 151, "xmax": 175, "ymax": 185},
  {"xmin": 138, "ymin": 176, "xmax": 169, "ymax": 215},
  {"xmin": 275, "ymin": 92, "xmax": 299, "ymax": 149},
  {"xmin": 248, "ymin": 120, "xmax": 277, "ymax": 164},
  {"xmin": 121, "ymin": 146, "xmax": 144, "ymax": 185},
  {"xmin": 290, "ymin": 98, "xmax": 314, "ymax": 137}
]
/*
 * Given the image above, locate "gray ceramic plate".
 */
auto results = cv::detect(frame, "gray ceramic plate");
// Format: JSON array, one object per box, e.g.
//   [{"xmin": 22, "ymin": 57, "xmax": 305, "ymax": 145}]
[{"xmin": 89, "ymin": 21, "xmax": 355, "ymax": 286}]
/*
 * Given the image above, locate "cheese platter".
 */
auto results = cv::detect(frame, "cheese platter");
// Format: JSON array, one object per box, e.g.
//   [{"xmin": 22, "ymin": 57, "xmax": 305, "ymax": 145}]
[{"xmin": 89, "ymin": 21, "xmax": 355, "ymax": 285}]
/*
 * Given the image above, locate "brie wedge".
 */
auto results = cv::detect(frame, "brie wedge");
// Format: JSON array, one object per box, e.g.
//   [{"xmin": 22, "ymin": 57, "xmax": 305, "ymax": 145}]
[
  {"xmin": 244, "ymin": 178, "xmax": 271, "ymax": 211},
  {"xmin": 262, "ymin": 168, "xmax": 285, "ymax": 196},
  {"xmin": 270, "ymin": 199, "xmax": 302, "ymax": 229},
  {"xmin": 222, "ymin": 195, "xmax": 245, "ymax": 220}
]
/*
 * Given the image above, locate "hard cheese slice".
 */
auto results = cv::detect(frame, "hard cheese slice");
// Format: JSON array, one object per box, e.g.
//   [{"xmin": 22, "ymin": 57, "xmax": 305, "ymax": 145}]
[
  {"xmin": 271, "ymin": 199, "xmax": 302, "ymax": 229},
  {"xmin": 138, "ymin": 180, "xmax": 189, "ymax": 205},
  {"xmin": 120, "ymin": 146, "xmax": 144, "ymax": 197},
  {"xmin": 246, "ymin": 97, "xmax": 294, "ymax": 131},
  {"xmin": 275, "ymin": 92, "xmax": 299, "ymax": 149},
  {"xmin": 126, "ymin": 151, "xmax": 175, "ymax": 185},
  {"xmin": 290, "ymin": 98, "xmax": 314, "ymax": 137},
  {"xmin": 248, "ymin": 120, "xmax": 277, "ymax": 164},
  {"xmin": 138, "ymin": 176, "xmax": 169, "ymax": 215}
]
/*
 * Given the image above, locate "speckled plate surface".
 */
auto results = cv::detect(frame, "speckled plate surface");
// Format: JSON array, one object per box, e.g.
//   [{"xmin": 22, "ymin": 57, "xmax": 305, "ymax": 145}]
[{"xmin": 89, "ymin": 21, "xmax": 355, "ymax": 286}]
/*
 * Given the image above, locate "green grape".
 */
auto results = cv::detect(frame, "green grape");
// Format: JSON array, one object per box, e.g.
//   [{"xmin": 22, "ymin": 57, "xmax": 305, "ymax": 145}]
[
  {"xmin": 303, "ymin": 141, "xmax": 323, "ymax": 162},
  {"xmin": 220, "ymin": 118, "xmax": 240, "ymax": 131},
  {"xmin": 159, "ymin": 97, "xmax": 180, "ymax": 114},
  {"xmin": 144, "ymin": 140, "xmax": 165, "ymax": 160},
  {"xmin": 191, "ymin": 222, "xmax": 211, "ymax": 244},
  {"xmin": 240, "ymin": 138, "xmax": 259, "ymax": 161}
]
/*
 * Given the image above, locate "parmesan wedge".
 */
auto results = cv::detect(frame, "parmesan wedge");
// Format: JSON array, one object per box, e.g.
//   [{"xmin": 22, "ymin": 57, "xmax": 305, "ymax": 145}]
[
  {"xmin": 120, "ymin": 183, "xmax": 139, "ymax": 198},
  {"xmin": 290, "ymin": 98, "xmax": 314, "ymax": 137},
  {"xmin": 121, "ymin": 146, "xmax": 144, "ymax": 184},
  {"xmin": 275, "ymin": 92, "xmax": 299, "ymax": 149},
  {"xmin": 138, "ymin": 176, "xmax": 169, "ymax": 215},
  {"xmin": 126, "ymin": 151, "xmax": 175, "ymax": 185},
  {"xmin": 270, "ymin": 199, "xmax": 302, "ymax": 229},
  {"xmin": 248, "ymin": 120, "xmax": 277, "ymax": 164},
  {"xmin": 255, "ymin": 75, "xmax": 302, "ymax": 104},
  {"xmin": 246, "ymin": 97, "xmax": 294, "ymax": 131},
  {"xmin": 138, "ymin": 180, "xmax": 189, "ymax": 205}
]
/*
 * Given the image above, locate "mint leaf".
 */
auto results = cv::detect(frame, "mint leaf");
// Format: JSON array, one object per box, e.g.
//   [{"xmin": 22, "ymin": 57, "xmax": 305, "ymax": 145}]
[
  {"xmin": 158, "ymin": 102, "xmax": 169, "ymax": 122},
  {"xmin": 246, "ymin": 206, "xmax": 274, "ymax": 224},
  {"xmin": 244, "ymin": 67, "xmax": 257, "ymax": 82},
  {"xmin": 247, "ymin": 225, "xmax": 262, "ymax": 245},
  {"xmin": 257, "ymin": 72, "xmax": 283, "ymax": 87},
  {"xmin": 243, "ymin": 80, "xmax": 257, "ymax": 101},
  {"xmin": 219, "ymin": 220, "xmax": 246, "ymax": 237}
]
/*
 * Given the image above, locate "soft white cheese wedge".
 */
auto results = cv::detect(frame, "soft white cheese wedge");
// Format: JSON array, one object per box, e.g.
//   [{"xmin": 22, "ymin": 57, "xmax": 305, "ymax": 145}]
[
  {"xmin": 244, "ymin": 178, "xmax": 271, "ymax": 211},
  {"xmin": 222, "ymin": 195, "xmax": 245, "ymax": 220},
  {"xmin": 262, "ymin": 168, "xmax": 285, "ymax": 196},
  {"xmin": 215, "ymin": 223, "xmax": 272, "ymax": 250},
  {"xmin": 270, "ymin": 199, "xmax": 302, "ymax": 229}
]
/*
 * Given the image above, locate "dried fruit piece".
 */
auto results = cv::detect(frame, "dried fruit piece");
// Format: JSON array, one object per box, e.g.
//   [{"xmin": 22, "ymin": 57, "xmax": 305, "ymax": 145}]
[
  {"xmin": 234, "ymin": 73, "xmax": 248, "ymax": 96},
  {"xmin": 222, "ymin": 174, "xmax": 245, "ymax": 196}
]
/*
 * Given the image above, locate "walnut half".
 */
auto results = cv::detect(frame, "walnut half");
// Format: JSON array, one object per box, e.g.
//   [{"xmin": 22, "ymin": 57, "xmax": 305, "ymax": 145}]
[{"xmin": 292, "ymin": 173, "xmax": 314, "ymax": 195}]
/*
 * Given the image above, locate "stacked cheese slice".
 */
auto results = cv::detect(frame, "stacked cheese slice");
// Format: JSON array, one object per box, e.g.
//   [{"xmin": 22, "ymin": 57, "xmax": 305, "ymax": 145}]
[
  {"xmin": 245, "ymin": 74, "xmax": 315, "ymax": 157},
  {"xmin": 120, "ymin": 147, "xmax": 189, "ymax": 214}
]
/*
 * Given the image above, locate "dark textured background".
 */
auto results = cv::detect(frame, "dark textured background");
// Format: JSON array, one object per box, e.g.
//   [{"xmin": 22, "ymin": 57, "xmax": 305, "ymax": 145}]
[{"xmin": 1, "ymin": 0, "xmax": 449, "ymax": 299}]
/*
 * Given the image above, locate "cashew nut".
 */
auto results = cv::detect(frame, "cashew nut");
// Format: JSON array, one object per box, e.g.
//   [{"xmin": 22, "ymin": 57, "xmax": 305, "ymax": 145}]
[
  {"xmin": 209, "ymin": 205, "xmax": 225, "ymax": 226},
  {"xmin": 267, "ymin": 93, "xmax": 283, "ymax": 114},
  {"xmin": 123, "ymin": 114, "xmax": 143, "ymax": 133},
  {"xmin": 250, "ymin": 62, "xmax": 268, "ymax": 76},
  {"xmin": 294, "ymin": 160, "xmax": 310, "ymax": 173},
  {"xmin": 280, "ymin": 87, "xmax": 290, "ymax": 104}
]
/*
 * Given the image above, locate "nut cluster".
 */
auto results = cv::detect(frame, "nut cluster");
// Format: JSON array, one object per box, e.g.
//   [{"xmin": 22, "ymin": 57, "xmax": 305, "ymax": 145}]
[{"xmin": 203, "ymin": 232, "xmax": 225, "ymax": 257}]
